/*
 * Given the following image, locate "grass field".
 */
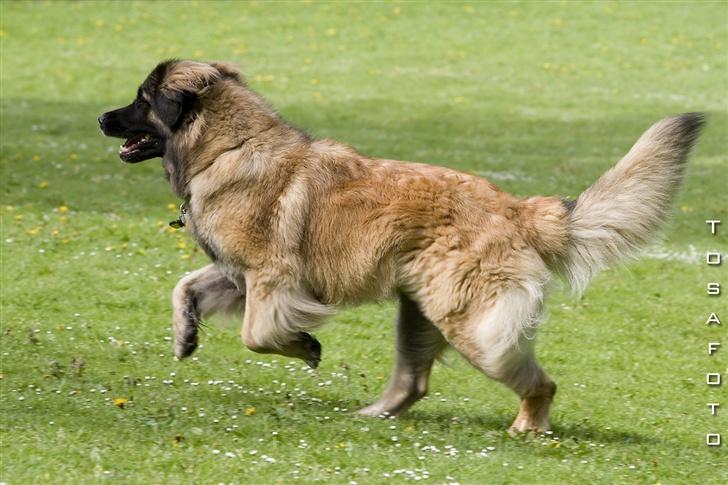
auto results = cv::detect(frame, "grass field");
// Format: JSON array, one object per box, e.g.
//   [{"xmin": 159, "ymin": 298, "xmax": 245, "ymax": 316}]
[{"xmin": 1, "ymin": 1, "xmax": 727, "ymax": 483}]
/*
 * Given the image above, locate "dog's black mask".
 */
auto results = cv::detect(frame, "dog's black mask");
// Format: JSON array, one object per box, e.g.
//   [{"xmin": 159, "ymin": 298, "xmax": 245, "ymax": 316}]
[{"xmin": 98, "ymin": 62, "xmax": 195, "ymax": 163}]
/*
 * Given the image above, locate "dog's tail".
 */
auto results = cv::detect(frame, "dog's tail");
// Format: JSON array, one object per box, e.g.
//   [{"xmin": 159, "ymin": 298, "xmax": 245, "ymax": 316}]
[
  {"xmin": 551, "ymin": 113, "xmax": 705, "ymax": 294},
  {"xmin": 519, "ymin": 113, "xmax": 705, "ymax": 295}
]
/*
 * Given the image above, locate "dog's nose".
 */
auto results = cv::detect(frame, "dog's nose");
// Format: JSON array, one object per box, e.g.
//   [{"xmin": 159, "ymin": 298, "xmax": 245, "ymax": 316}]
[{"xmin": 98, "ymin": 113, "xmax": 107, "ymax": 125}]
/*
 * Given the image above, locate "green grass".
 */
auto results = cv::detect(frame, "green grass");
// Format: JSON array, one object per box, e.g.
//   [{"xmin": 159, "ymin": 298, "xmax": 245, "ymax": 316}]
[{"xmin": 1, "ymin": 1, "xmax": 727, "ymax": 483}]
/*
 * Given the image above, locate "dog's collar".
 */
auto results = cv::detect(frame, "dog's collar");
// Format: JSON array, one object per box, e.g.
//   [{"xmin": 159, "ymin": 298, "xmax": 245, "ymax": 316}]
[{"xmin": 169, "ymin": 203, "xmax": 188, "ymax": 229}]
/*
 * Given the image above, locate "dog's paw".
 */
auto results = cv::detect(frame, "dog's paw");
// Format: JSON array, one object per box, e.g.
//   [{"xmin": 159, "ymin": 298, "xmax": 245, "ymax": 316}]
[
  {"xmin": 507, "ymin": 418, "xmax": 549, "ymax": 436},
  {"xmin": 357, "ymin": 403, "xmax": 392, "ymax": 418},
  {"xmin": 298, "ymin": 332, "xmax": 321, "ymax": 369},
  {"xmin": 174, "ymin": 325, "xmax": 199, "ymax": 359},
  {"xmin": 174, "ymin": 338, "xmax": 198, "ymax": 359}
]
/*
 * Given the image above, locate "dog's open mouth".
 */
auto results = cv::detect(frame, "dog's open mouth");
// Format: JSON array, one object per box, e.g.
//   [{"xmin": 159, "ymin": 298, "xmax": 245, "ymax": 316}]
[{"xmin": 119, "ymin": 134, "xmax": 163, "ymax": 163}]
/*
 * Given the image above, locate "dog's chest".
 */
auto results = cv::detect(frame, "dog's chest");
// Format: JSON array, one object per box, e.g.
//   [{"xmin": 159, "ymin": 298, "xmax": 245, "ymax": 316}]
[
  {"xmin": 180, "ymin": 203, "xmax": 223, "ymax": 263},
  {"xmin": 185, "ymin": 201, "xmax": 270, "ymax": 271},
  {"xmin": 186, "ymin": 221, "xmax": 221, "ymax": 263}
]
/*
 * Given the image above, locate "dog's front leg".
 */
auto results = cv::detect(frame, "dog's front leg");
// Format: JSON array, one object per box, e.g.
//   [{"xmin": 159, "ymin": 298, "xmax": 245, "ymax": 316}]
[
  {"xmin": 240, "ymin": 272, "xmax": 334, "ymax": 368},
  {"xmin": 172, "ymin": 264, "xmax": 245, "ymax": 358}
]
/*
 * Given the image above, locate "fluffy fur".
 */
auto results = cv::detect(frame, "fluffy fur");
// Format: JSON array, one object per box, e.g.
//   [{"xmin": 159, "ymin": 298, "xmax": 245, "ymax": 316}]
[
  {"xmin": 99, "ymin": 60, "xmax": 704, "ymax": 432},
  {"xmin": 560, "ymin": 114, "xmax": 705, "ymax": 294}
]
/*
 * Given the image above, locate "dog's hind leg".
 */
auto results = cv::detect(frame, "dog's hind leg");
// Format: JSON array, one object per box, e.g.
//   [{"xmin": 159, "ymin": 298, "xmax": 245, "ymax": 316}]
[
  {"xmin": 240, "ymin": 272, "xmax": 334, "ymax": 368},
  {"xmin": 358, "ymin": 294, "xmax": 447, "ymax": 417},
  {"xmin": 440, "ymin": 284, "xmax": 556, "ymax": 433},
  {"xmin": 172, "ymin": 264, "xmax": 245, "ymax": 359}
]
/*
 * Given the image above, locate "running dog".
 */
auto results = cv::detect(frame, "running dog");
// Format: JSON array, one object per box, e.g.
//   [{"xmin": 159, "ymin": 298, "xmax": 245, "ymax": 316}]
[{"xmin": 98, "ymin": 60, "xmax": 704, "ymax": 432}]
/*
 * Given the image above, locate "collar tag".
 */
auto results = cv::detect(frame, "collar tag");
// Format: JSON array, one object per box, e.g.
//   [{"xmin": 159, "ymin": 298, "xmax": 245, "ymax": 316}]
[{"xmin": 169, "ymin": 203, "xmax": 188, "ymax": 229}]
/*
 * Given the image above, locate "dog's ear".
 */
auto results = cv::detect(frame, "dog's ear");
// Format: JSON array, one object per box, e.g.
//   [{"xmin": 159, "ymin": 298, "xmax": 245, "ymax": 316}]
[
  {"xmin": 207, "ymin": 61, "xmax": 245, "ymax": 84},
  {"xmin": 156, "ymin": 90, "xmax": 196, "ymax": 130},
  {"xmin": 155, "ymin": 60, "xmax": 243, "ymax": 130},
  {"xmin": 161, "ymin": 61, "xmax": 223, "ymax": 95},
  {"xmin": 161, "ymin": 60, "xmax": 243, "ymax": 95}
]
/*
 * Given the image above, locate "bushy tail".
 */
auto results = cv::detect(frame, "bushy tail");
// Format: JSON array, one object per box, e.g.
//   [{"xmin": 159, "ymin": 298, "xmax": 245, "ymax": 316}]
[{"xmin": 558, "ymin": 113, "xmax": 705, "ymax": 294}]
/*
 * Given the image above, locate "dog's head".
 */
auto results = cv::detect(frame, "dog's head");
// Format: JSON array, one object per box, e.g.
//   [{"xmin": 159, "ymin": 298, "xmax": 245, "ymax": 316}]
[{"xmin": 98, "ymin": 60, "xmax": 241, "ymax": 163}]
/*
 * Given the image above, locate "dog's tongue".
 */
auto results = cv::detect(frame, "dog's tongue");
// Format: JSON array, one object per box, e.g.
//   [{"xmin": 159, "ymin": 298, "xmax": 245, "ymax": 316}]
[{"xmin": 124, "ymin": 134, "xmax": 145, "ymax": 148}]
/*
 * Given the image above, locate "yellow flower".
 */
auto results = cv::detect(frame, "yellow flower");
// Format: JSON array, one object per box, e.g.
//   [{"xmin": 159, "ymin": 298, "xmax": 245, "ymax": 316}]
[
  {"xmin": 69, "ymin": 153, "xmax": 78, "ymax": 160},
  {"xmin": 38, "ymin": 181, "xmax": 48, "ymax": 189},
  {"xmin": 167, "ymin": 203, "xmax": 176, "ymax": 211},
  {"xmin": 325, "ymin": 28, "xmax": 337, "ymax": 37},
  {"xmin": 32, "ymin": 154, "xmax": 41, "ymax": 161},
  {"xmin": 244, "ymin": 406, "xmax": 256, "ymax": 416},
  {"xmin": 113, "ymin": 397, "xmax": 129, "ymax": 408},
  {"xmin": 58, "ymin": 206, "xmax": 69, "ymax": 214},
  {"xmin": 177, "ymin": 240, "xmax": 187, "ymax": 249}
]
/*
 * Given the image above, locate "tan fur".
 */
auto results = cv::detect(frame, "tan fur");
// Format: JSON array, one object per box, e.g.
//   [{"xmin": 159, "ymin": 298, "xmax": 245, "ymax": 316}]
[
  {"xmin": 161, "ymin": 60, "xmax": 222, "ymax": 95},
  {"xmin": 145, "ymin": 61, "xmax": 704, "ymax": 432},
  {"xmin": 559, "ymin": 114, "xmax": 704, "ymax": 294}
]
